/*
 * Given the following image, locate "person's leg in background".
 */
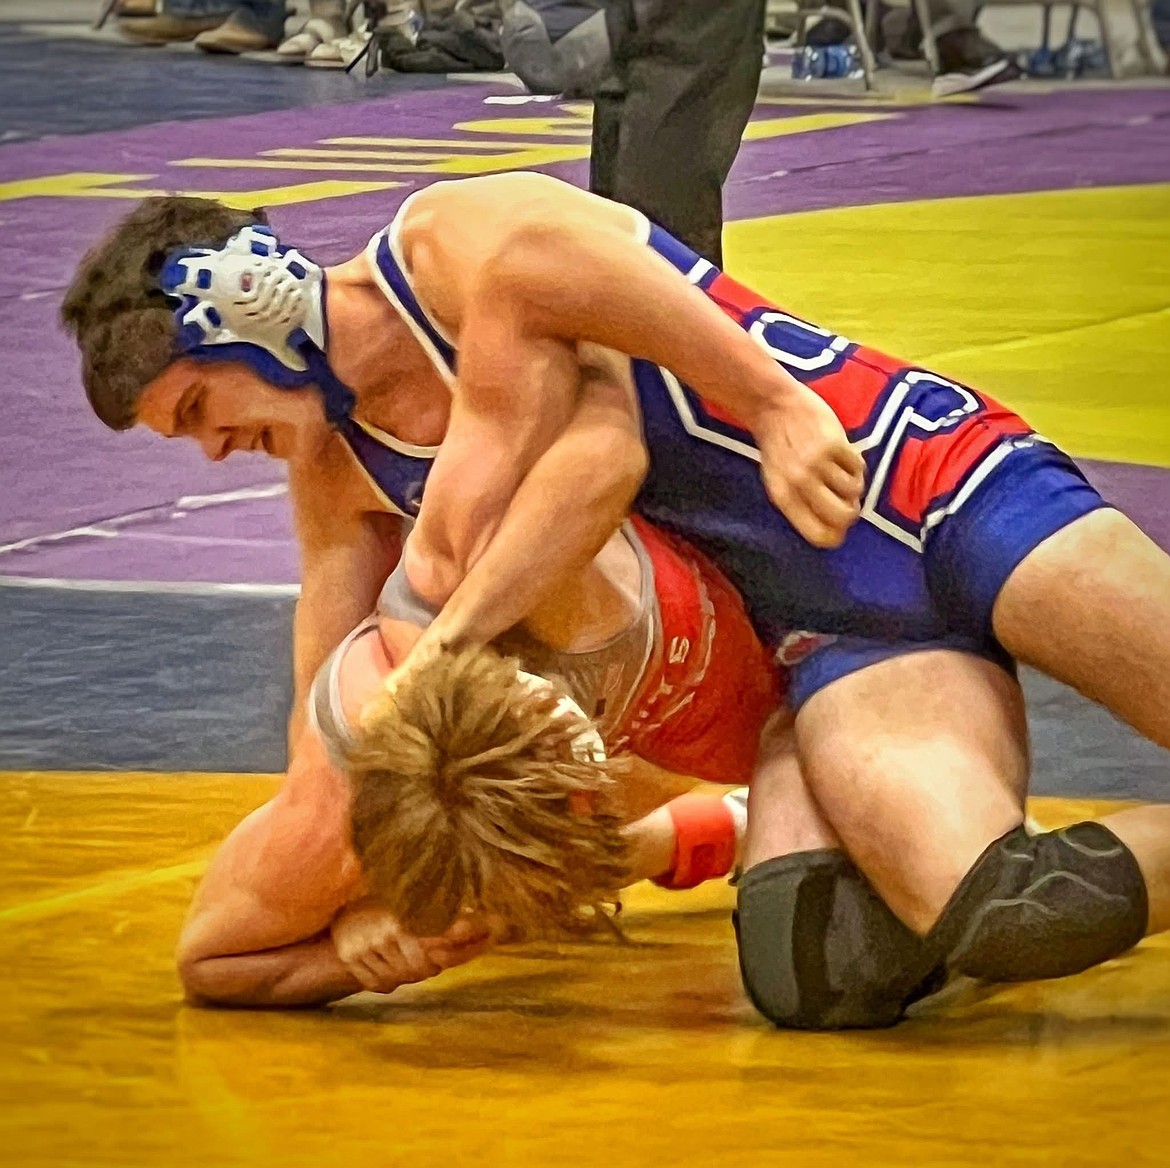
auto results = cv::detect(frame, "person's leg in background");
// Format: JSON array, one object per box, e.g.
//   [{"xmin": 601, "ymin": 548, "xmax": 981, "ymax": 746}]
[
  {"xmin": 880, "ymin": 0, "xmax": 1021, "ymax": 95},
  {"xmin": 590, "ymin": 0, "xmax": 766, "ymax": 267},
  {"xmin": 275, "ymin": 0, "xmax": 348, "ymax": 61},
  {"xmin": 195, "ymin": 0, "xmax": 289, "ymax": 52},
  {"xmin": 803, "ymin": 0, "xmax": 1017, "ymax": 94},
  {"xmin": 116, "ymin": 0, "xmax": 287, "ymax": 50}
]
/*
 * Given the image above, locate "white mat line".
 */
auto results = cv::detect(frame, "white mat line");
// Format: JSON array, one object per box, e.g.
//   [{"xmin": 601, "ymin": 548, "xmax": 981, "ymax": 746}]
[
  {"xmin": 175, "ymin": 483, "xmax": 289, "ymax": 510},
  {"xmin": 0, "ymin": 575, "xmax": 300, "ymax": 598},
  {"xmin": 0, "ymin": 482, "xmax": 288, "ymax": 557}
]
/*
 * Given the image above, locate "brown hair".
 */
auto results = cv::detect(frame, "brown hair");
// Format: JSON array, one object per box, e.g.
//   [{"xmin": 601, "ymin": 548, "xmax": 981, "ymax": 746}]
[
  {"xmin": 345, "ymin": 646, "xmax": 629, "ymax": 940},
  {"xmin": 60, "ymin": 197, "xmax": 266, "ymax": 430}
]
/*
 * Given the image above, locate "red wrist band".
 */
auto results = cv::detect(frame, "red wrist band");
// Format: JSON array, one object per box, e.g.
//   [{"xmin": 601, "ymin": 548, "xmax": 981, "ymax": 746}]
[{"xmin": 652, "ymin": 794, "xmax": 739, "ymax": 890}]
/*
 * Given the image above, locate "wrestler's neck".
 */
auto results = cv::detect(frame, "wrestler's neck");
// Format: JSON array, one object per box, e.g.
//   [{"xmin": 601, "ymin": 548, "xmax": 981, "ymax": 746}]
[{"xmin": 323, "ymin": 259, "xmax": 450, "ymax": 446}]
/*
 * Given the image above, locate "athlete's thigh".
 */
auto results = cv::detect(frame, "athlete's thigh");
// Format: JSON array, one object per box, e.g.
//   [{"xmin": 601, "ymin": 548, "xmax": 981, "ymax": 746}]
[
  {"xmin": 993, "ymin": 507, "xmax": 1170, "ymax": 750},
  {"xmin": 742, "ymin": 715, "xmax": 842, "ymax": 871},
  {"xmin": 793, "ymin": 649, "xmax": 1030, "ymax": 934}
]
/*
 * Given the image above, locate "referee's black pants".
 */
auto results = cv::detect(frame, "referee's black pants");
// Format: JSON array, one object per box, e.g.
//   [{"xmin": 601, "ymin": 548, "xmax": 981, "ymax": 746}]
[{"xmin": 590, "ymin": 0, "xmax": 766, "ymax": 268}]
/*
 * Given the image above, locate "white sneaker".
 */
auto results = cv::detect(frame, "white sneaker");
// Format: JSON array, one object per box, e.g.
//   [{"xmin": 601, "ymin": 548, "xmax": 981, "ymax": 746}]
[
  {"xmin": 305, "ymin": 30, "xmax": 371, "ymax": 68},
  {"xmin": 276, "ymin": 16, "xmax": 347, "ymax": 61}
]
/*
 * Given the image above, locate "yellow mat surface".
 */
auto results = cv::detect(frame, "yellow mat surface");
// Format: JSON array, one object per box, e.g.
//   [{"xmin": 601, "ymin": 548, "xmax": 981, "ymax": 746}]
[
  {"xmin": 3, "ymin": 773, "xmax": 1168, "ymax": 1168},
  {"xmin": 729, "ymin": 184, "xmax": 1170, "ymax": 468}
]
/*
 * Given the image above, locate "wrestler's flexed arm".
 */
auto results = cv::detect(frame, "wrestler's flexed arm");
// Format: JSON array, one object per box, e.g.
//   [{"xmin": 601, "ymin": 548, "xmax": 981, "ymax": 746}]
[
  {"xmin": 286, "ymin": 440, "xmax": 406, "ymax": 748},
  {"xmin": 176, "ymin": 733, "xmax": 488, "ymax": 1007},
  {"xmin": 411, "ymin": 347, "xmax": 647, "ymax": 650},
  {"xmin": 400, "ymin": 172, "xmax": 864, "ymax": 552}
]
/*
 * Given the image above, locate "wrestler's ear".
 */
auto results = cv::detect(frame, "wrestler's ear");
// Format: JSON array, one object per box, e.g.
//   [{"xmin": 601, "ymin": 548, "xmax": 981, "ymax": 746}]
[{"xmin": 251, "ymin": 207, "xmax": 271, "ymax": 227}]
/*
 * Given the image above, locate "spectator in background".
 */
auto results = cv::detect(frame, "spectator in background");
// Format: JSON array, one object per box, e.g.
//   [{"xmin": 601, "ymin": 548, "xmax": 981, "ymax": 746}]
[
  {"xmin": 273, "ymin": 0, "xmax": 349, "ymax": 62},
  {"xmin": 880, "ymin": 1, "xmax": 1022, "ymax": 97},
  {"xmin": 116, "ymin": 0, "xmax": 286, "ymax": 51},
  {"xmin": 501, "ymin": 0, "xmax": 611, "ymax": 97},
  {"xmin": 811, "ymin": 1, "xmax": 1020, "ymax": 97},
  {"xmin": 589, "ymin": 0, "xmax": 767, "ymax": 268}
]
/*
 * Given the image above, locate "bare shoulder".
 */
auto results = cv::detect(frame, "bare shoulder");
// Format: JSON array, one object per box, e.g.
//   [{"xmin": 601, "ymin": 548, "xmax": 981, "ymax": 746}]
[{"xmin": 400, "ymin": 174, "xmax": 640, "ymax": 255}]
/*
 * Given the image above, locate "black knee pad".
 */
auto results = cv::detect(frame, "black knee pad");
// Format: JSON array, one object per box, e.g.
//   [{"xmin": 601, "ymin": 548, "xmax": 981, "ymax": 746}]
[
  {"xmin": 931, "ymin": 823, "xmax": 1149, "ymax": 983},
  {"xmin": 734, "ymin": 851, "xmax": 944, "ymax": 1031}
]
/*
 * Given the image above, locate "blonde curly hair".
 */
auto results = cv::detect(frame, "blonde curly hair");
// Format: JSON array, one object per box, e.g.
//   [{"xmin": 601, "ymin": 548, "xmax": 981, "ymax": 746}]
[{"xmin": 344, "ymin": 645, "xmax": 629, "ymax": 939}]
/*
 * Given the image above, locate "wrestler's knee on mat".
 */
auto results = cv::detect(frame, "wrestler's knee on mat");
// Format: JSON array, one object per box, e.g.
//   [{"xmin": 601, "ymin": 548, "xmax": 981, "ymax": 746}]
[
  {"xmin": 929, "ymin": 822, "xmax": 1148, "ymax": 982},
  {"xmin": 734, "ymin": 851, "xmax": 941, "ymax": 1031},
  {"xmin": 734, "ymin": 822, "xmax": 1148, "ymax": 1030}
]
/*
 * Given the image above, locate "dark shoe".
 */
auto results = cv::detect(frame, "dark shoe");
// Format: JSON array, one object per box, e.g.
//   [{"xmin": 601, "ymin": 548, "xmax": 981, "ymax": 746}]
[
  {"xmin": 805, "ymin": 16, "xmax": 851, "ymax": 48},
  {"xmin": 932, "ymin": 29, "xmax": 1022, "ymax": 96},
  {"xmin": 932, "ymin": 55, "xmax": 1021, "ymax": 97}
]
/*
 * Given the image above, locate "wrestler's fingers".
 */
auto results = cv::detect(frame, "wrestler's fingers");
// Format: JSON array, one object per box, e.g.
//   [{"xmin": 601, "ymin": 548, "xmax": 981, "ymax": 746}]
[
  {"xmin": 360, "ymin": 950, "xmax": 403, "ymax": 986},
  {"xmin": 430, "ymin": 937, "xmax": 493, "ymax": 970},
  {"xmin": 347, "ymin": 957, "xmax": 385, "ymax": 992},
  {"xmin": 832, "ymin": 443, "xmax": 866, "ymax": 480},
  {"xmin": 813, "ymin": 480, "xmax": 862, "ymax": 526},
  {"xmin": 776, "ymin": 489, "xmax": 847, "ymax": 549},
  {"xmin": 821, "ymin": 457, "xmax": 865, "ymax": 505},
  {"xmin": 393, "ymin": 930, "xmax": 441, "ymax": 980},
  {"xmin": 441, "ymin": 916, "xmax": 492, "ymax": 945}
]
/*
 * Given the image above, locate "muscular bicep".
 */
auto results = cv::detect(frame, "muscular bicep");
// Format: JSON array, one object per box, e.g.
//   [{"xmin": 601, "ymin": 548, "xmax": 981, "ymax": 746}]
[
  {"xmin": 407, "ymin": 320, "xmax": 582, "ymax": 604},
  {"xmin": 400, "ymin": 173, "xmax": 642, "ymax": 331}
]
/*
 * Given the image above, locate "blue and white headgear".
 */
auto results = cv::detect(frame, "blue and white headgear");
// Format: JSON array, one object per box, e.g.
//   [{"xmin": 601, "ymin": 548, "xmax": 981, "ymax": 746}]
[{"xmin": 159, "ymin": 225, "xmax": 356, "ymax": 425}]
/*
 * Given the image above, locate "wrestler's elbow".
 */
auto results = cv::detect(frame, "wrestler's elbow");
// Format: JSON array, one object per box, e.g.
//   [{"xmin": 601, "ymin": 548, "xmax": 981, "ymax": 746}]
[
  {"xmin": 591, "ymin": 425, "xmax": 649, "ymax": 511},
  {"xmin": 176, "ymin": 952, "xmax": 224, "ymax": 1006},
  {"xmin": 402, "ymin": 533, "xmax": 465, "ymax": 612},
  {"xmin": 178, "ymin": 951, "xmax": 276, "ymax": 1008},
  {"xmin": 175, "ymin": 928, "xmax": 239, "ymax": 1006}
]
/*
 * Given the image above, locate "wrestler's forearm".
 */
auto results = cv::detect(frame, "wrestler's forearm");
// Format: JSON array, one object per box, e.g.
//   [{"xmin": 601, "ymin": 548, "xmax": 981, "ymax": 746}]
[
  {"xmin": 623, "ymin": 790, "xmax": 748, "ymax": 889},
  {"xmin": 421, "ymin": 372, "xmax": 645, "ymax": 645},
  {"xmin": 493, "ymin": 222, "xmax": 808, "ymax": 430},
  {"xmin": 410, "ymin": 335, "xmax": 581, "ymax": 590},
  {"xmin": 182, "ymin": 935, "xmax": 367, "ymax": 1008}
]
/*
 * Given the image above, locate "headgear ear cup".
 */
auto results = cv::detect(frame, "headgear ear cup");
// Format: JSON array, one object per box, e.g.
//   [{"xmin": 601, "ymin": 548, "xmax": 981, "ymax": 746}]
[
  {"xmin": 516, "ymin": 670, "xmax": 607, "ymax": 763},
  {"xmin": 157, "ymin": 225, "xmax": 356, "ymax": 424}
]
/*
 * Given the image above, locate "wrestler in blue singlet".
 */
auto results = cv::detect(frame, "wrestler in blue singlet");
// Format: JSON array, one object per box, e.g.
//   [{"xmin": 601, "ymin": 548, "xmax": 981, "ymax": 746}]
[
  {"xmin": 338, "ymin": 200, "xmax": 1106, "ymax": 707},
  {"xmin": 165, "ymin": 205, "xmax": 1107, "ymax": 709}
]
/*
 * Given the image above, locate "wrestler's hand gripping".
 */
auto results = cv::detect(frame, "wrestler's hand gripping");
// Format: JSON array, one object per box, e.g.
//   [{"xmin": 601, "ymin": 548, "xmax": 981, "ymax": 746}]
[
  {"xmin": 755, "ymin": 391, "xmax": 865, "ymax": 549},
  {"xmin": 331, "ymin": 899, "xmax": 494, "ymax": 994}
]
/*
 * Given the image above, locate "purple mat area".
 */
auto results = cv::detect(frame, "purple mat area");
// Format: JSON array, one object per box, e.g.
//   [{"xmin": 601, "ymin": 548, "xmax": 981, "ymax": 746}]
[
  {"xmin": 2, "ymin": 456, "xmax": 1163, "ymax": 586},
  {"xmin": 0, "ymin": 489, "xmax": 298, "ymax": 585},
  {"xmin": 728, "ymin": 88, "xmax": 1170, "ymax": 216},
  {"xmin": 2, "ymin": 82, "xmax": 1168, "ymax": 584},
  {"xmin": 1082, "ymin": 459, "xmax": 1170, "ymax": 551}
]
